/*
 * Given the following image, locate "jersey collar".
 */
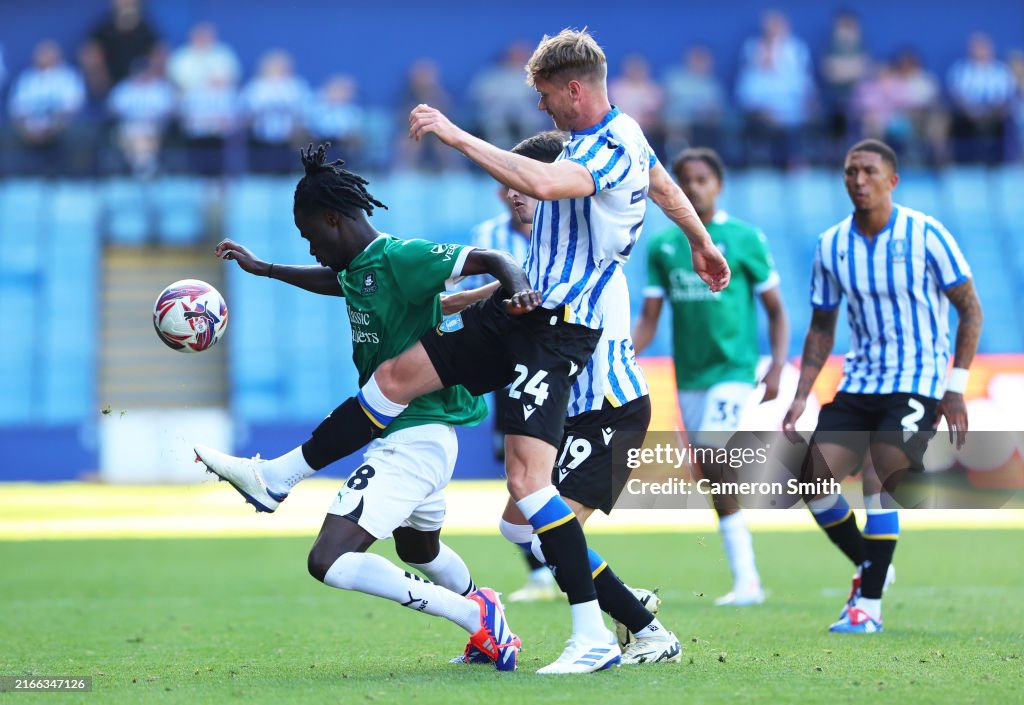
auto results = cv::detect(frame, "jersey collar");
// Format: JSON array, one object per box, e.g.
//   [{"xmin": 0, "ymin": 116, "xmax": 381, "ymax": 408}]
[
  {"xmin": 849, "ymin": 206, "xmax": 898, "ymax": 240},
  {"xmin": 571, "ymin": 106, "xmax": 620, "ymax": 138},
  {"xmin": 343, "ymin": 234, "xmax": 388, "ymax": 274}
]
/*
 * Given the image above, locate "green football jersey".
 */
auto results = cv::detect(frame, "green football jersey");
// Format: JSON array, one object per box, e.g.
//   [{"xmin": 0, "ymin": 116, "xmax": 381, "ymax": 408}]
[
  {"xmin": 646, "ymin": 211, "xmax": 779, "ymax": 390},
  {"xmin": 337, "ymin": 235, "xmax": 487, "ymax": 436}
]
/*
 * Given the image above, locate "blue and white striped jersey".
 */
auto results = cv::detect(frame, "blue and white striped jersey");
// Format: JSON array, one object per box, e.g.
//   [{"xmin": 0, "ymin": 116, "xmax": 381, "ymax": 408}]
[
  {"xmin": 524, "ymin": 107, "xmax": 655, "ymax": 329},
  {"xmin": 810, "ymin": 204, "xmax": 972, "ymax": 399},
  {"xmin": 568, "ymin": 267, "xmax": 649, "ymax": 416},
  {"xmin": 455, "ymin": 212, "xmax": 531, "ymax": 292}
]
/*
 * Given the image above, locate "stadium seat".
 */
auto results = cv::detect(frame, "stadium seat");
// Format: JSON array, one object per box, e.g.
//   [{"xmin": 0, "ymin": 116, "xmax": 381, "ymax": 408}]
[
  {"xmin": 154, "ymin": 178, "xmax": 207, "ymax": 245},
  {"xmin": 104, "ymin": 179, "xmax": 150, "ymax": 244}
]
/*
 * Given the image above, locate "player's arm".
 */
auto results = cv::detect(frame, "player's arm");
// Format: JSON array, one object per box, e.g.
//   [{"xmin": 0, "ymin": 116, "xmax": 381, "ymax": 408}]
[
  {"xmin": 408, "ymin": 104, "xmax": 594, "ymax": 200},
  {"xmin": 648, "ymin": 161, "xmax": 730, "ymax": 292},
  {"xmin": 758, "ymin": 287, "xmax": 790, "ymax": 402},
  {"xmin": 215, "ymin": 239, "xmax": 341, "ymax": 297},
  {"xmin": 938, "ymin": 279, "xmax": 983, "ymax": 448},
  {"xmin": 460, "ymin": 249, "xmax": 540, "ymax": 314},
  {"xmin": 782, "ymin": 308, "xmax": 838, "ymax": 440},
  {"xmin": 632, "ymin": 296, "xmax": 664, "ymax": 355},
  {"xmin": 441, "ymin": 281, "xmax": 500, "ymax": 316}
]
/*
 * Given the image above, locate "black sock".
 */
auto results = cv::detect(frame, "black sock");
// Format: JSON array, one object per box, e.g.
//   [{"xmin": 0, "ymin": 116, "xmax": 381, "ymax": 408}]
[
  {"xmin": 524, "ymin": 551, "xmax": 546, "ymax": 572},
  {"xmin": 536, "ymin": 517, "xmax": 597, "ymax": 605},
  {"xmin": 301, "ymin": 396, "xmax": 381, "ymax": 470},
  {"xmin": 861, "ymin": 538, "xmax": 897, "ymax": 599},
  {"xmin": 594, "ymin": 566, "xmax": 654, "ymax": 633},
  {"xmin": 823, "ymin": 513, "xmax": 867, "ymax": 567}
]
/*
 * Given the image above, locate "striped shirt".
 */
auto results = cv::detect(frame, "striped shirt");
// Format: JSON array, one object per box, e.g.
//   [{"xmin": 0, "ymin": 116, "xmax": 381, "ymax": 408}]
[
  {"xmin": 456, "ymin": 212, "xmax": 531, "ymax": 292},
  {"xmin": 568, "ymin": 267, "xmax": 649, "ymax": 415},
  {"xmin": 947, "ymin": 59, "xmax": 1016, "ymax": 109},
  {"xmin": 810, "ymin": 204, "xmax": 972, "ymax": 399},
  {"xmin": 524, "ymin": 107, "xmax": 656, "ymax": 328}
]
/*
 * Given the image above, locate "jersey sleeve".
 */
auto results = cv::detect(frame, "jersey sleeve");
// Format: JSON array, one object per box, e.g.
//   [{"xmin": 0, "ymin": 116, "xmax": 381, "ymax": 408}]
[
  {"xmin": 567, "ymin": 133, "xmax": 634, "ymax": 193},
  {"xmin": 924, "ymin": 218, "xmax": 972, "ymax": 290},
  {"xmin": 810, "ymin": 235, "xmax": 842, "ymax": 310},
  {"xmin": 644, "ymin": 235, "xmax": 667, "ymax": 299},
  {"xmin": 390, "ymin": 239, "xmax": 474, "ymax": 302},
  {"xmin": 745, "ymin": 229, "xmax": 781, "ymax": 295}
]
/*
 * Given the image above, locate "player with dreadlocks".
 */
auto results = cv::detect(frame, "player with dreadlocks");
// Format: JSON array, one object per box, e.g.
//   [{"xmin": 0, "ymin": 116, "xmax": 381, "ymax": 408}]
[{"xmin": 196, "ymin": 143, "xmax": 537, "ymax": 671}]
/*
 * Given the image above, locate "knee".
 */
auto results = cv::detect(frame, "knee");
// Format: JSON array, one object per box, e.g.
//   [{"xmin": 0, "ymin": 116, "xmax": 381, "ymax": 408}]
[
  {"xmin": 373, "ymin": 358, "xmax": 400, "ymax": 399},
  {"xmin": 393, "ymin": 528, "xmax": 440, "ymax": 565},
  {"xmin": 307, "ymin": 545, "xmax": 342, "ymax": 583},
  {"xmin": 498, "ymin": 517, "xmax": 533, "ymax": 547},
  {"xmin": 505, "ymin": 466, "xmax": 546, "ymax": 500}
]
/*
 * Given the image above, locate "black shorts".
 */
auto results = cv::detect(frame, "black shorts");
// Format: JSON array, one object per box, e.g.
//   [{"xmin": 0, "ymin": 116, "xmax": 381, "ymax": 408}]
[
  {"xmin": 553, "ymin": 396, "xmax": 652, "ymax": 514},
  {"xmin": 420, "ymin": 294, "xmax": 602, "ymax": 448},
  {"xmin": 812, "ymin": 392, "xmax": 940, "ymax": 469}
]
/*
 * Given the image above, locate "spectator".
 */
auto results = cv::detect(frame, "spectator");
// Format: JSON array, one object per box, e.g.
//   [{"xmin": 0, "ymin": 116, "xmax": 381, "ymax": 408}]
[
  {"xmin": 820, "ymin": 11, "xmax": 869, "ymax": 153},
  {"xmin": 947, "ymin": 32, "xmax": 1016, "ymax": 164},
  {"xmin": 394, "ymin": 59, "xmax": 459, "ymax": 171},
  {"xmin": 107, "ymin": 49, "xmax": 176, "ymax": 176},
  {"xmin": 736, "ymin": 9, "xmax": 816, "ymax": 168},
  {"xmin": 1009, "ymin": 49, "xmax": 1024, "ymax": 161},
  {"xmin": 168, "ymin": 22, "xmax": 241, "ymax": 94},
  {"xmin": 7, "ymin": 40, "xmax": 85, "ymax": 175},
  {"xmin": 175, "ymin": 74, "xmax": 239, "ymax": 175},
  {"xmin": 84, "ymin": 0, "xmax": 160, "ymax": 87},
  {"xmin": 662, "ymin": 45, "xmax": 727, "ymax": 157},
  {"xmin": 307, "ymin": 75, "xmax": 365, "ymax": 165},
  {"xmin": 609, "ymin": 54, "xmax": 665, "ymax": 156},
  {"xmin": 240, "ymin": 50, "xmax": 311, "ymax": 173},
  {"xmin": 468, "ymin": 41, "xmax": 544, "ymax": 149}
]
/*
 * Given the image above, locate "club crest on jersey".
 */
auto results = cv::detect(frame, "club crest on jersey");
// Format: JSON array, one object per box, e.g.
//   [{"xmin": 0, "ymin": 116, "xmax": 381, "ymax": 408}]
[
  {"xmin": 436, "ymin": 313, "xmax": 464, "ymax": 335},
  {"xmin": 361, "ymin": 271, "xmax": 377, "ymax": 295},
  {"xmin": 888, "ymin": 238, "xmax": 907, "ymax": 263}
]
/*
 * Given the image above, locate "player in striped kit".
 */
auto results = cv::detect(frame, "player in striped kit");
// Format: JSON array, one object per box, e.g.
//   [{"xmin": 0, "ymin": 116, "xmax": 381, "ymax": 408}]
[
  {"xmin": 783, "ymin": 139, "xmax": 983, "ymax": 633},
  {"xmin": 444, "ymin": 130, "xmax": 681, "ymax": 665}
]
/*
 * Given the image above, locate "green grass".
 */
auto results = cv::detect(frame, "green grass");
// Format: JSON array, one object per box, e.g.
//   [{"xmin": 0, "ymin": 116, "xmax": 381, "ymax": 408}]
[{"xmin": 2, "ymin": 530, "xmax": 1022, "ymax": 704}]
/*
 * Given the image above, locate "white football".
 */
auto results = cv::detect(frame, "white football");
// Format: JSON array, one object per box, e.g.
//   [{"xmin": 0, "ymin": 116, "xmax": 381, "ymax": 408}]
[{"xmin": 153, "ymin": 279, "xmax": 229, "ymax": 353}]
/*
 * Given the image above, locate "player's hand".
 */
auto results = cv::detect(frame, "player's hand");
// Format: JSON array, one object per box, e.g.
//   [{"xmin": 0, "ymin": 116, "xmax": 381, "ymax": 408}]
[
  {"xmin": 691, "ymin": 242, "xmax": 730, "ymax": 292},
  {"xmin": 782, "ymin": 397, "xmax": 806, "ymax": 444},
  {"xmin": 503, "ymin": 290, "xmax": 541, "ymax": 315},
  {"xmin": 409, "ymin": 104, "xmax": 463, "ymax": 147},
  {"xmin": 759, "ymin": 363, "xmax": 783, "ymax": 403},
  {"xmin": 215, "ymin": 239, "xmax": 266, "ymax": 276},
  {"xmin": 936, "ymin": 391, "xmax": 968, "ymax": 449}
]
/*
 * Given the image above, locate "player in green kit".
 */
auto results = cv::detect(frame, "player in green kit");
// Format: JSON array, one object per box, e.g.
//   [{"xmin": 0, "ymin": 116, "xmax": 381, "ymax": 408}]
[
  {"xmin": 196, "ymin": 144, "xmax": 534, "ymax": 670},
  {"xmin": 633, "ymin": 147, "xmax": 789, "ymax": 607}
]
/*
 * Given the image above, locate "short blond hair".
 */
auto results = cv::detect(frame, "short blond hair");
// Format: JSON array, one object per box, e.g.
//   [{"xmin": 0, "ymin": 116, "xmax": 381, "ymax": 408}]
[{"xmin": 525, "ymin": 28, "xmax": 607, "ymax": 86}]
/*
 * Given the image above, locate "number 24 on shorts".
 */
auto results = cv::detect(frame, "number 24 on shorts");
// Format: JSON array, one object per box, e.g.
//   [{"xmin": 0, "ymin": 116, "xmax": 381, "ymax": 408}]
[{"xmin": 508, "ymin": 364, "xmax": 550, "ymax": 406}]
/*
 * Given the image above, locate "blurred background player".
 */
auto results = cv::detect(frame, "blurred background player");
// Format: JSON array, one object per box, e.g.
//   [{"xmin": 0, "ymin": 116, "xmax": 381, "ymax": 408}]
[
  {"xmin": 633, "ymin": 147, "xmax": 789, "ymax": 606},
  {"xmin": 446, "ymin": 130, "xmax": 682, "ymax": 665},
  {"xmin": 197, "ymin": 144, "xmax": 528, "ymax": 669},
  {"xmin": 783, "ymin": 138, "xmax": 983, "ymax": 633}
]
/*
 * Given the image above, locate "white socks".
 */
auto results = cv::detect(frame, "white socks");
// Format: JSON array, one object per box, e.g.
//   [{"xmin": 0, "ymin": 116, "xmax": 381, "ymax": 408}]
[
  {"xmin": 323, "ymin": 552, "xmax": 480, "ymax": 633},
  {"xmin": 719, "ymin": 511, "xmax": 760, "ymax": 589},
  {"xmin": 262, "ymin": 446, "xmax": 316, "ymax": 496},
  {"xmin": 855, "ymin": 596, "xmax": 882, "ymax": 621},
  {"xmin": 404, "ymin": 542, "xmax": 477, "ymax": 597},
  {"xmin": 570, "ymin": 600, "xmax": 612, "ymax": 643}
]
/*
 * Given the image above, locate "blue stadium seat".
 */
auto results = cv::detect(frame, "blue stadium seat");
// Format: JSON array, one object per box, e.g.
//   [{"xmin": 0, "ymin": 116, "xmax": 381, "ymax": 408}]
[
  {"xmin": 155, "ymin": 178, "xmax": 206, "ymax": 244},
  {"xmin": 104, "ymin": 179, "xmax": 150, "ymax": 244}
]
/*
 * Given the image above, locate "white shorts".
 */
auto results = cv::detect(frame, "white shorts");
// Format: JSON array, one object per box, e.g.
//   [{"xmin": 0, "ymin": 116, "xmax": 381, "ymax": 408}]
[
  {"xmin": 678, "ymin": 381, "xmax": 756, "ymax": 447},
  {"xmin": 327, "ymin": 424, "xmax": 458, "ymax": 539}
]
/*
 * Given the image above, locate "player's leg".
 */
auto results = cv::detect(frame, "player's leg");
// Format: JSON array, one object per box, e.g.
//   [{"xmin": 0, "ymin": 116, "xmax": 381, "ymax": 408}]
[
  {"xmin": 499, "ymin": 501, "xmax": 559, "ymax": 603},
  {"xmin": 832, "ymin": 393, "xmax": 938, "ymax": 633},
  {"xmin": 194, "ymin": 341, "xmax": 443, "ymax": 511},
  {"xmin": 392, "ymin": 527, "xmax": 477, "ymax": 598},
  {"xmin": 681, "ymin": 383, "xmax": 764, "ymax": 606},
  {"xmin": 309, "ymin": 425, "xmax": 517, "ymax": 668}
]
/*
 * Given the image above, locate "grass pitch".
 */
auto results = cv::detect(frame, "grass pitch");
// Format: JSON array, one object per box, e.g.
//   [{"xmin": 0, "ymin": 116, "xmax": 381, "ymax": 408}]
[{"xmin": 2, "ymin": 529, "xmax": 1022, "ymax": 704}]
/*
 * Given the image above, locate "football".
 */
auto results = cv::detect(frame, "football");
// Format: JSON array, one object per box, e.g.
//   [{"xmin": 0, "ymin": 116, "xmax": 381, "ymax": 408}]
[{"xmin": 152, "ymin": 279, "xmax": 229, "ymax": 353}]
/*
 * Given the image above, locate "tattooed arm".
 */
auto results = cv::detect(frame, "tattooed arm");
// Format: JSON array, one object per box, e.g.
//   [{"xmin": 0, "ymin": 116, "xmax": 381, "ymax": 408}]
[
  {"xmin": 783, "ymin": 308, "xmax": 839, "ymax": 440},
  {"xmin": 938, "ymin": 280, "xmax": 983, "ymax": 448}
]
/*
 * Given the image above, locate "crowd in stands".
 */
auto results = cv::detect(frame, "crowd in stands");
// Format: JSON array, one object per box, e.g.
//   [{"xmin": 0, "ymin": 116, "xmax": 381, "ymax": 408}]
[{"xmin": 1, "ymin": 1, "xmax": 1023, "ymax": 177}]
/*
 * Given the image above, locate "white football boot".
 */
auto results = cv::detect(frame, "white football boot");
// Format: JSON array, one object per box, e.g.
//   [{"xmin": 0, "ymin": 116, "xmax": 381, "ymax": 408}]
[
  {"xmin": 620, "ymin": 627, "xmax": 683, "ymax": 665},
  {"xmin": 536, "ymin": 632, "xmax": 621, "ymax": 674},
  {"xmin": 195, "ymin": 445, "xmax": 286, "ymax": 513},
  {"xmin": 714, "ymin": 580, "xmax": 766, "ymax": 607},
  {"xmin": 613, "ymin": 587, "xmax": 661, "ymax": 649}
]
